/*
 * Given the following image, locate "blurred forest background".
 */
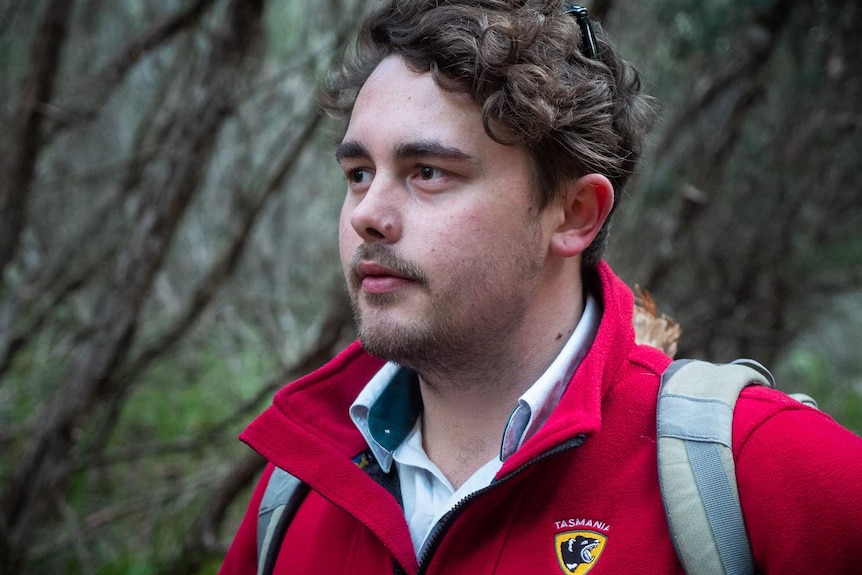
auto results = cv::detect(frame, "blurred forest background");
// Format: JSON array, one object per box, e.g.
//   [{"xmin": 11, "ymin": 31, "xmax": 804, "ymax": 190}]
[{"xmin": 0, "ymin": 0, "xmax": 859, "ymax": 573}]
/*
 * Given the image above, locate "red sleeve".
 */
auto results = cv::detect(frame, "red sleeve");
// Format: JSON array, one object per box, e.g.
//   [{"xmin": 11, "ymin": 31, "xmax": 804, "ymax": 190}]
[
  {"xmin": 218, "ymin": 464, "xmax": 275, "ymax": 575},
  {"xmin": 734, "ymin": 393, "xmax": 862, "ymax": 573}
]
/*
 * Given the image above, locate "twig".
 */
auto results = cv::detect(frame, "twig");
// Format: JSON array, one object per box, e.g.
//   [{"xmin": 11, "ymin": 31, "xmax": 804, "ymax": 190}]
[
  {"xmin": 44, "ymin": 0, "xmax": 220, "ymax": 139},
  {"xmin": 0, "ymin": 0, "xmax": 75, "ymax": 281}
]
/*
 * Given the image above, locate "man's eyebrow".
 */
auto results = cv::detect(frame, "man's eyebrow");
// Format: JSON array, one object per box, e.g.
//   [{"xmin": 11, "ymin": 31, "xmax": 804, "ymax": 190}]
[
  {"xmin": 394, "ymin": 140, "xmax": 476, "ymax": 163},
  {"xmin": 335, "ymin": 140, "xmax": 370, "ymax": 163},
  {"xmin": 335, "ymin": 139, "xmax": 478, "ymax": 164}
]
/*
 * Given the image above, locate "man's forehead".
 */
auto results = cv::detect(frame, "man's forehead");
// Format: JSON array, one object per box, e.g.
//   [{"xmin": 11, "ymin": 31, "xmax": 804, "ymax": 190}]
[
  {"xmin": 352, "ymin": 56, "xmax": 436, "ymax": 106},
  {"xmin": 341, "ymin": 73, "xmax": 489, "ymax": 161},
  {"xmin": 348, "ymin": 57, "xmax": 479, "ymax": 124}
]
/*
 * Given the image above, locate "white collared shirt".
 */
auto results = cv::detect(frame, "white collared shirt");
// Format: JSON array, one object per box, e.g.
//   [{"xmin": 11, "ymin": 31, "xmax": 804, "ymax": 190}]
[{"xmin": 350, "ymin": 293, "xmax": 600, "ymax": 556}]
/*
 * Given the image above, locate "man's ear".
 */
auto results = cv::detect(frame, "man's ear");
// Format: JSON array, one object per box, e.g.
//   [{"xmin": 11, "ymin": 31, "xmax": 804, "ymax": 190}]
[{"xmin": 549, "ymin": 173, "xmax": 615, "ymax": 258}]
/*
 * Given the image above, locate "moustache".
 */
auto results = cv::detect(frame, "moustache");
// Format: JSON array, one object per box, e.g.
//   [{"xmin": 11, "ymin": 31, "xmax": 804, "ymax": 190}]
[{"xmin": 350, "ymin": 244, "xmax": 428, "ymax": 286}]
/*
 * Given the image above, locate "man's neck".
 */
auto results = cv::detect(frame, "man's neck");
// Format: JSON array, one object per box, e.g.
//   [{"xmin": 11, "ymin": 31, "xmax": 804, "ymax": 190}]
[
  {"xmin": 418, "ymin": 376, "xmax": 519, "ymax": 490},
  {"xmin": 415, "ymin": 289, "xmax": 585, "ymax": 489}
]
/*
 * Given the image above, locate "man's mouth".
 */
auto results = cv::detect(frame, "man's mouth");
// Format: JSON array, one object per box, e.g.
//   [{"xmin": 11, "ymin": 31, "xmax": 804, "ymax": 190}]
[
  {"xmin": 355, "ymin": 261, "xmax": 408, "ymax": 280},
  {"xmin": 349, "ymin": 243, "xmax": 429, "ymax": 297},
  {"xmin": 354, "ymin": 260, "xmax": 415, "ymax": 294}
]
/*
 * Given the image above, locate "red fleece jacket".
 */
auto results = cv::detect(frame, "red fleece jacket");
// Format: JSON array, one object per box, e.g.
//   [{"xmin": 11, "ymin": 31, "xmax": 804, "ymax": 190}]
[{"xmin": 220, "ymin": 263, "xmax": 862, "ymax": 574}]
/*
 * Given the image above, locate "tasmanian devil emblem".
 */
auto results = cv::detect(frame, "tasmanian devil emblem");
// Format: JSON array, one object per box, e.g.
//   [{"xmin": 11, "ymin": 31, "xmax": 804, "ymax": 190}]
[{"xmin": 554, "ymin": 530, "xmax": 607, "ymax": 575}]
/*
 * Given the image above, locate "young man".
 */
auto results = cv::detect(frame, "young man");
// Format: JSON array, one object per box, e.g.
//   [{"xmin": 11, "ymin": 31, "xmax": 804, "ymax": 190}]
[{"xmin": 220, "ymin": 1, "xmax": 862, "ymax": 573}]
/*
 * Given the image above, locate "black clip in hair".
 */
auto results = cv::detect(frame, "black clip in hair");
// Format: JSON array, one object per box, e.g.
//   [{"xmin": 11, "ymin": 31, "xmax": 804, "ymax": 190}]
[{"xmin": 565, "ymin": 4, "xmax": 598, "ymax": 60}]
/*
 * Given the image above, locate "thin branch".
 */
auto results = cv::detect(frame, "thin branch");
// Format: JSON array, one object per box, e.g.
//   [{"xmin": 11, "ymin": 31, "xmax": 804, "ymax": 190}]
[
  {"xmin": 0, "ymin": 1, "xmax": 18, "ymax": 39},
  {"xmin": 102, "ymin": 0, "xmax": 217, "ymax": 81},
  {"xmin": 29, "ymin": 466, "xmax": 225, "ymax": 561},
  {"xmin": 74, "ymin": 109, "xmax": 327, "ymax": 464},
  {"xmin": 156, "ymin": 292, "xmax": 353, "ymax": 575},
  {"xmin": 55, "ymin": 495, "xmax": 96, "ymax": 575},
  {"xmin": 0, "ymin": 42, "xmax": 193, "ymax": 384},
  {"xmin": 0, "ymin": 0, "xmax": 75, "ymax": 282},
  {"xmin": 655, "ymin": 0, "xmax": 793, "ymax": 158},
  {"xmin": 44, "ymin": 0, "xmax": 220, "ymax": 138},
  {"xmin": 84, "ymin": 287, "xmax": 352, "ymax": 471},
  {"xmin": 0, "ymin": 252, "xmax": 107, "ymax": 381},
  {"xmin": 0, "ymin": 44, "xmax": 191, "ymax": 384},
  {"xmin": 191, "ymin": 451, "xmax": 266, "ymax": 554},
  {"xmin": 118, "ymin": 111, "xmax": 325, "ymax": 385}
]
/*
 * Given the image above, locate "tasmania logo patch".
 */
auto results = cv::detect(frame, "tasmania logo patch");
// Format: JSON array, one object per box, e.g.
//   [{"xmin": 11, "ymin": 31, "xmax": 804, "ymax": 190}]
[{"xmin": 554, "ymin": 530, "xmax": 607, "ymax": 574}]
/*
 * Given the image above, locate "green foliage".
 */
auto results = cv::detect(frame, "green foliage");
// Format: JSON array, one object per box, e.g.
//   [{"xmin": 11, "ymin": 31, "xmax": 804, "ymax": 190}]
[
  {"xmin": 780, "ymin": 348, "xmax": 862, "ymax": 435},
  {"xmin": 119, "ymin": 335, "xmax": 275, "ymax": 440},
  {"xmin": 12, "ymin": 325, "xmax": 272, "ymax": 571},
  {"xmin": 775, "ymin": 290, "xmax": 862, "ymax": 436}
]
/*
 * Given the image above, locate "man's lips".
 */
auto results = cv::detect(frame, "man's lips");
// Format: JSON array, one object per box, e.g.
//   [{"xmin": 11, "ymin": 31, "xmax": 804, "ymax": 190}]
[{"xmin": 354, "ymin": 261, "xmax": 416, "ymax": 294}]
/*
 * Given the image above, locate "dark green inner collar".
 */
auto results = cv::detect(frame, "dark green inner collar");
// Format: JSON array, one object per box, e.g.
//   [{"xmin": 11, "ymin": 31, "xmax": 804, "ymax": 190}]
[{"xmin": 368, "ymin": 368, "xmax": 423, "ymax": 452}]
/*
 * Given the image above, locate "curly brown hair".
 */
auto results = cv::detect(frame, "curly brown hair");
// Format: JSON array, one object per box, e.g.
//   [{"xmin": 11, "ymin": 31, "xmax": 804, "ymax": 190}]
[{"xmin": 319, "ymin": 0, "xmax": 656, "ymax": 268}]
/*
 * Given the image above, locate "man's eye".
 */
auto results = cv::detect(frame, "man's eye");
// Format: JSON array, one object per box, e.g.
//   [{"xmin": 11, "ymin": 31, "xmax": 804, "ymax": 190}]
[
  {"xmin": 349, "ymin": 168, "xmax": 372, "ymax": 184},
  {"xmin": 419, "ymin": 166, "xmax": 443, "ymax": 180}
]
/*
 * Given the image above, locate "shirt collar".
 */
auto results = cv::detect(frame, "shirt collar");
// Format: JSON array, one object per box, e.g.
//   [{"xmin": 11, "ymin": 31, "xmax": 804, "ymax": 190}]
[
  {"xmin": 349, "ymin": 292, "xmax": 600, "ymax": 470},
  {"xmin": 350, "ymin": 362, "xmax": 421, "ymax": 472},
  {"xmin": 499, "ymin": 291, "xmax": 600, "ymax": 459}
]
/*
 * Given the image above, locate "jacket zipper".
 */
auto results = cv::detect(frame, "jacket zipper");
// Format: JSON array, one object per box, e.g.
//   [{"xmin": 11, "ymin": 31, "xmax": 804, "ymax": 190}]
[{"xmin": 414, "ymin": 433, "xmax": 587, "ymax": 575}]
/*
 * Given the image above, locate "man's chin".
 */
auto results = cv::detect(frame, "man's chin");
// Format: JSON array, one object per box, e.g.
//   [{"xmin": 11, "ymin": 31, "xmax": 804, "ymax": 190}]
[
  {"xmin": 360, "ymin": 291, "xmax": 400, "ymax": 306},
  {"xmin": 357, "ymin": 322, "xmax": 426, "ymax": 364}
]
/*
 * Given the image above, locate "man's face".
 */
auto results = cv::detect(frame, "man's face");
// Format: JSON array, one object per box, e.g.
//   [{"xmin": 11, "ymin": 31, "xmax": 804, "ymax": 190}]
[{"xmin": 337, "ymin": 55, "xmax": 557, "ymax": 374}]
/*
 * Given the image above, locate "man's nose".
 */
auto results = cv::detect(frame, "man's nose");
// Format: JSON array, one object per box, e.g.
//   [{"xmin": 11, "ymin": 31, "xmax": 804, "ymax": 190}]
[{"xmin": 348, "ymin": 174, "xmax": 403, "ymax": 243}]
